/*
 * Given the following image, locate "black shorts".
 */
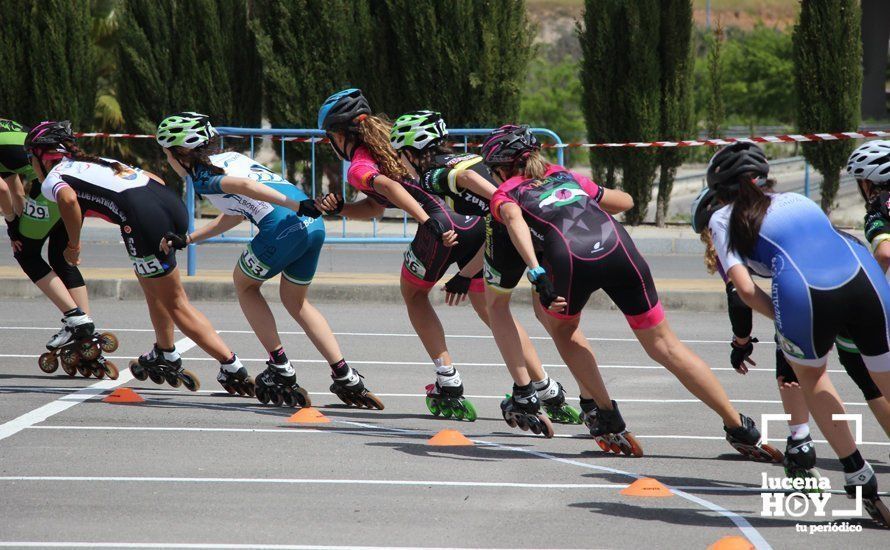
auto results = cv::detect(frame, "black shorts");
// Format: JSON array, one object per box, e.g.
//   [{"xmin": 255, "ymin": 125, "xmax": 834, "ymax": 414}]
[
  {"xmin": 13, "ymin": 220, "xmax": 85, "ymax": 288},
  {"xmin": 482, "ymin": 215, "xmax": 529, "ymax": 293},
  {"xmin": 401, "ymin": 210, "xmax": 484, "ymax": 290},
  {"xmin": 541, "ymin": 224, "xmax": 664, "ymax": 328},
  {"xmin": 121, "ymin": 183, "xmax": 188, "ymax": 278}
]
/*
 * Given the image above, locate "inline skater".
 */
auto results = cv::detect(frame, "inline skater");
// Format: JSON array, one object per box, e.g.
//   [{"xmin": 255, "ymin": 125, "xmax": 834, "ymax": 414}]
[
  {"xmin": 1, "ymin": 119, "xmax": 118, "ymax": 378},
  {"xmin": 693, "ymin": 185, "xmax": 890, "ymax": 484},
  {"xmin": 316, "ymin": 89, "xmax": 481, "ymax": 421},
  {"xmin": 484, "ymin": 125, "xmax": 781, "ymax": 462},
  {"xmin": 389, "ymin": 111, "xmax": 581, "ymax": 427},
  {"xmin": 25, "ymin": 120, "xmax": 243, "ymax": 392},
  {"xmin": 156, "ymin": 112, "xmax": 383, "ymax": 409},
  {"xmin": 708, "ymin": 141, "xmax": 890, "ymax": 526}
]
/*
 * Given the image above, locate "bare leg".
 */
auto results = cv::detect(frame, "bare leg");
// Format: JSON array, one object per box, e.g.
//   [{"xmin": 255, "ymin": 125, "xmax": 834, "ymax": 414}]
[
  {"xmin": 137, "ymin": 275, "xmax": 176, "ymax": 349},
  {"xmin": 777, "ymin": 377, "xmax": 811, "ymax": 426},
  {"xmin": 547, "ymin": 316, "xmax": 612, "ymax": 408},
  {"xmin": 279, "ymin": 280, "xmax": 343, "ymax": 364},
  {"xmin": 233, "ymin": 268, "xmax": 282, "ymax": 353},
  {"xmin": 790, "ymin": 362, "xmax": 857, "ymax": 458},
  {"xmin": 401, "ymin": 277, "xmax": 451, "ymax": 364},
  {"xmin": 485, "ymin": 287, "xmax": 531, "ymax": 386},
  {"xmin": 533, "ymin": 295, "xmax": 593, "ymax": 397},
  {"xmin": 866, "ymin": 396, "xmax": 890, "ymax": 438},
  {"xmin": 34, "ymin": 273, "xmax": 78, "ymax": 312}
]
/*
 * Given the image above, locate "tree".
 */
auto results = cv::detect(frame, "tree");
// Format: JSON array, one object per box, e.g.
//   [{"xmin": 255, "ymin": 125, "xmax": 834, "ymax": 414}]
[
  {"xmin": 0, "ymin": 0, "xmax": 33, "ymax": 123},
  {"xmin": 655, "ymin": 0, "xmax": 694, "ymax": 227},
  {"xmin": 793, "ymin": 0, "xmax": 862, "ymax": 212},
  {"xmin": 28, "ymin": 0, "xmax": 96, "ymax": 128},
  {"xmin": 704, "ymin": 23, "xmax": 725, "ymax": 138},
  {"xmin": 579, "ymin": 0, "xmax": 661, "ymax": 224},
  {"xmin": 220, "ymin": 0, "xmax": 262, "ymax": 127}
]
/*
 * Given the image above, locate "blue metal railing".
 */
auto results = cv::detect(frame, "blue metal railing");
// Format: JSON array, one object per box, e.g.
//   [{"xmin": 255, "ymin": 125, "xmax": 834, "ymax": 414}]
[{"xmin": 185, "ymin": 126, "xmax": 564, "ymax": 275}]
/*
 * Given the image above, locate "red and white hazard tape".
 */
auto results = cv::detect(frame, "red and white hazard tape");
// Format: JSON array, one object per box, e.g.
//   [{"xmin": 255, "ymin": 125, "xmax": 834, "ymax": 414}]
[{"xmin": 75, "ymin": 129, "xmax": 890, "ymax": 148}]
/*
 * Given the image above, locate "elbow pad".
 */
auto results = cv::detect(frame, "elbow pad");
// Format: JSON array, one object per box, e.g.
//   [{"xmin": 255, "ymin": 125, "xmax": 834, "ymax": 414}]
[{"xmin": 726, "ymin": 282, "xmax": 752, "ymax": 338}]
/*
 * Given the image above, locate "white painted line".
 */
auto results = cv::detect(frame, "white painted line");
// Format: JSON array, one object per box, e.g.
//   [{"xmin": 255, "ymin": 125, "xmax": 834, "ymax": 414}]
[
  {"xmin": 337, "ymin": 420, "xmax": 772, "ymax": 550},
  {"xmin": 0, "ymin": 544, "xmax": 593, "ymax": 550},
  {"xmin": 0, "ymin": 325, "xmax": 765, "ymax": 345},
  {"xmin": 0, "ymin": 337, "xmax": 195, "ymax": 443}
]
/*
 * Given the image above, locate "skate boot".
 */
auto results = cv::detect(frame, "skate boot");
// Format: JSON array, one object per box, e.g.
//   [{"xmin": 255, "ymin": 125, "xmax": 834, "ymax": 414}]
[
  {"xmin": 255, "ymin": 361, "xmax": 310, "ymax": 408},
  {"xmin": 425, "ymin": 368, "xmax": 476, "ymax": 421},
  {"xmin": 724, "ymin": 414, "xmax": 783, "ymax": 463},
  {"xmin": 216, "ymin": 356, "xmax": 254, "ymax": 397},
  {"xmin": 535, "ymin": 378, "xmax": 581, "ymax": 424},
  {"xmin": 844, "ymin": 462, "xmax": 890, "ymax": 528},
  {"xmin": 500, "ymin": 385, "xmax": 554, "ymax": 438},
  {"xmin": 39, "ymin": 313, "xmax": 120, "ymax": 378},
  {"xmin": 783, "ymin": 435, "xmax": 821, "ymax": 492},
  {"xmin": 580, "ymin": 399, "xmax": 643, "ymax": 457},
  {"xmin": 129, "ymin": 344, "xmax": 200, "ymax": 391},
  {"xmin": 330, "ymin": 366, "xmax": 384, "ymax": 409}
]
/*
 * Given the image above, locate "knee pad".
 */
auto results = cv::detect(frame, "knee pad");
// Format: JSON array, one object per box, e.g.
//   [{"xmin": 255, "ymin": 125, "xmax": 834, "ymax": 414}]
[
  {"xmin": 726, "ymin": 282, "xmax": 753, "ymax": 338},
  {"xmin": 838, "ymin": 347, "xmax": 883, "ymax": 400}
]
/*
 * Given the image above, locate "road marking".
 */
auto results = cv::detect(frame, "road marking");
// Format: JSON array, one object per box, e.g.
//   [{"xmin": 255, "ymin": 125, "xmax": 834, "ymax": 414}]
[
  {"xmin": 0, "ymin": 544, "xmax": 591, "ymax": 550},
  {"xmin": 0, "ymin": 337, "xmax": 195, "ymax": 443},
  {"xmin": 338, "ymin": 420, "xmax": 772, "ymax": 550},
  {"xmin": 0, "ymin": 325, "xmax": 767, "ymax": 345}
]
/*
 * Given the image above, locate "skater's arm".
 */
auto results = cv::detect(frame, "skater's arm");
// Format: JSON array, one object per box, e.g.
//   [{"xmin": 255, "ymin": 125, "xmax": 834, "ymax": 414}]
[
  {"xmin": 0, "ymin": 174, "xmax": 25, "ymax": 219},
  {"xmin": 598, "ymin": 188, "xmax": 634, "ymax": 215},
  {"xmin": 332, "ymin": 197, "xmax": 386, "ymax": 220},
  {"xmin": 372, "ymin": 175, "xmax": 430, "ymax": 224},
  {"xmin": 458, "ymin": 246, "xmax": 484, "ymax": 278},
  {"xmin": 500, "ymin": 203, "xmax": 539, "ymax": 271},
  {"xmin": 727, "ymin": 265, "xmax": 773, "ymax": 320},
  {"xmin": 874, "ymin": 241, "xmax": 890, "ymax": 273},
  {"xmin": 455, "ymin": 171, "xmax": 497, "ymax": 200},
  {"xmin": 219, "ymin": 176, "xmax": 305, "ymax": 214},
  {"xmin": 188, "ymin": 214, "xmax": 244, "ymax": 244},
  {"xmin": 55, "ymin": 186, "xmax": 83, "ymax": 266}
]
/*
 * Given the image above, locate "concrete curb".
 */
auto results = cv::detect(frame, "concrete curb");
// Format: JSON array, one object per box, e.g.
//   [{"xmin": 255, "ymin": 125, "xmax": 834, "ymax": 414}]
[{"xmin": 0, "ymin": 276, "xmax": 729, "ymax": 313}]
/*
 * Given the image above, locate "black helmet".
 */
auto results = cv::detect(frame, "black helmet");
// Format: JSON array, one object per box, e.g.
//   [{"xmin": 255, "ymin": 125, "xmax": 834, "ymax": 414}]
[
  {"xmin": 24, "ymin": 120, "xmax": 75, "ymax": 153},
  {"xmin": 706, "ymin": 142, "xmax": 769, "ymax": 190},
  {"xmin": 318, "ymin": 88, "xmax": 371, "ymax": 131},
  {"xmin": 690, "ymin": 187, "xmax": 720, "ymax": 234},
  {"xmin": 481, "ymin": 124, "xmax": 540, "ymax": 166}
]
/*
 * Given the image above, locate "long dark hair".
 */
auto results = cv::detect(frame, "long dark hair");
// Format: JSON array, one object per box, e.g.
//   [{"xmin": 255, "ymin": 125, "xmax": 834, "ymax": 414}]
[
  {"xmin": 413, "ymin": 142, "xmax": 454, "ymax": 173},
  {"xmin": 169, "ymin": 135, "xmax": 225, "ymax": 176},
  {"xmin": 717, "ymin": 173, "xmax": 772, "ymax": 257}
]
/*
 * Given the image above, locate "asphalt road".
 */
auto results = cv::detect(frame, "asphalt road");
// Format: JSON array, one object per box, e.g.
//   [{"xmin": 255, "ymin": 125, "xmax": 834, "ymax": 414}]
[{"xmin": 0, "ymin": 299, "xmax": 888, "ymax": 549}]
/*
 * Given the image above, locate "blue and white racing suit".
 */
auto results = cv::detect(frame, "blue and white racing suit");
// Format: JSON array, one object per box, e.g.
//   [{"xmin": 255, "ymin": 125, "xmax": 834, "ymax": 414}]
[
  {"xmin": 189, "ymin": 152, "xmax": 325, "ymax": 285},
  {"xmin": 710, "ymin": 192, "xmax": 890, "ymax": 371}
]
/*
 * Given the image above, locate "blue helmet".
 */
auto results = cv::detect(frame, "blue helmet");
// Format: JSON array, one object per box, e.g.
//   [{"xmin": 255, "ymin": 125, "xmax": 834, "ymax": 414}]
[{"xmin": 318, "ymin": 88, "xmax": 371, "ymax": 131}]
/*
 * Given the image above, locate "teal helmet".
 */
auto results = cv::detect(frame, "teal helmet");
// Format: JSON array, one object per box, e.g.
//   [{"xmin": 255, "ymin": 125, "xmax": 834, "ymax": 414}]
[
  {"xmin": 389, "ymin": 111, "xmax": 448, "ymax": 151},
  {"xmin": 156, "ymin": 112, "xmax": 217, "ymax": 149}
]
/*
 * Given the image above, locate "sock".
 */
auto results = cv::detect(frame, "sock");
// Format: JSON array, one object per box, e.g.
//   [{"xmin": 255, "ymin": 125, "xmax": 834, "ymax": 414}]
[
  {"xmin": 433, "ymin": 357, "xmax": 453, "ymax": 375},
  {"xmin": 161, "ymin": 348, "xmax": 180, "ymax": 362},
  {"xmin": 788, "ymin": 423, "xmax": 810, "ymax": 441},
  {"xmin": 330, "ymin": 358, "xmax": 349, "ymax": 378},
  {"xmin": 221, "ymin": 354, "xmax": 242, "ymax": 373},
  {"xmin": 532, "ymin": 376, "xmax": 550, "ymax": 390},
  {"xmin": 63, "ymin": 307, "xmax": 84, "ymax": 318},
  {"xmin": 270, "ymin": 347, "xmax": 288, "ymax": 365},
  {"xmin": 839, "ymin": 450, "xmax": 865, "ymax": 474}
]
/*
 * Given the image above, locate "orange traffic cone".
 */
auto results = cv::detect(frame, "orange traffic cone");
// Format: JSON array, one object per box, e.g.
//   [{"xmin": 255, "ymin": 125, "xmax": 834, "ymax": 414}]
[
  {"xmin": 103, "ymin": 387, "xmax": 145, "ymax": 404},
  {"xmin": 286, "ymin": 407, "xmax": 331, "ymax": 424},
  {"xmin": 619, "ymin": 477, "xmax": 672, "ymax": 497},
  {"xmin": 707, "ymin": 536, "xmax": 754, "ymax": 550},
  {"xmin": 427, "ymin": 429, "xmax": 474, "ymax": 446}
]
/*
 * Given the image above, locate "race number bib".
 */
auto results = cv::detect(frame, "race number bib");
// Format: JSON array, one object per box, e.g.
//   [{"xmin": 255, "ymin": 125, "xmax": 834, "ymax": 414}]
[
  {"xmin": 132, "ymin": 255, "xmax": 165, "ymax": 277},
  {"xmin": 403, "ymin": 246, "xmax": 427, "ymax": 278},
  {"xmin": 240, "ymin": 247, "xmax": 271, "ymax": 279},
  {"xmin": 23, "ymin": 197, "xmax": 51, "ymax": 220}
]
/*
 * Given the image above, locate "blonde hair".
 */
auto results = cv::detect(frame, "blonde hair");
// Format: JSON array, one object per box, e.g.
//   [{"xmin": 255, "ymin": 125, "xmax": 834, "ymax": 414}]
[
  {"xmin": 355, "ymin": 114, "xmax": 409, "ymax": 182},
  {"xmin": 501, "ymin": 150, "xmax": 549, "ymax": 180},
  {"xmin": 700, "ymin": 229, "xmax": 718, "ymax": 275}
]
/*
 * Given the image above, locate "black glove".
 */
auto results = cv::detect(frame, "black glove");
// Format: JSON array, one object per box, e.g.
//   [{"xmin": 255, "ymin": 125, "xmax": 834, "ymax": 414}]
[
  {"xmin": 730, "ymin": 336, "xmax": 758, "ymax": 373},
  {"xmin": 423, "ymin": 217, "xmax": 448, "ymax": 242},
  {"xmin": 320, "ymin": 193, "xmax": 344, "ymax": 215},
  {"xmin": 297, "ymin": 199, "xmax": 323, "ymax": 218},
  {"xmin": 532, "ymin": 275, "xmax": 559, "ymax": 308},
  {"xmin": 444, "ymin": 274, "xmax": 472, "ymax": 296},
  {"xmin": 163, "ymin": 231, "xmax": 189, "ymax": 250},
  {"xmin": 5, "ymin": 216, "xmax": 21, "ymax": 242}
]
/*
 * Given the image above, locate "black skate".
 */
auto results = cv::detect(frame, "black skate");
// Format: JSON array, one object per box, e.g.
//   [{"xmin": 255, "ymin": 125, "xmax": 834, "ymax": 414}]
[
  {"xmin": 39, "ymin": 319, "xmax": 119, "ymax": 379},
  {"xmin": 501, "ymin": 392, "xmax": 554, "ymax": 438},
  {"xmin": 724, "ymin": 414, "xmax": 783, "ymax": 463},
  {"xmin": 537, "ymin": 379, "xmax": 581, "ymax": 424},
  {"xmin": 217, "ymin": 363, "xmax": 255, "ymax": 397},
  {"xmin": 580, "ymin": 399, "xmax": 642, "ymax": 457},
  {"xmin": 255, "ymin": 362, "xmax": 310, "ymax": 408},
  {"xmin": 129, "ymin": 344, "xmax": 200, "ymax": 392},
  {"xmin": 425, "ymin": 369, "xmax": 476, "ymax": 421},
  {"xmin": 783, "ymin": 436, "xmax": 821, "ymax": 492},
  {"xmin": 330, "ymin": 367, "xmax": 384, "ymax": 409},
  {"xmin": 844, "ymin": 463, "xmax": 890, "ymax": 528}
]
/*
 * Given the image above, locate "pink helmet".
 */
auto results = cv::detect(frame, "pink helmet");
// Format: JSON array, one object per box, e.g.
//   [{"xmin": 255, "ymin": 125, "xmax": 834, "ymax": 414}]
[
  {"xmin": 481, "ymin": 125, "xmax": 539, "ymax": 166},
  {"xmin": 25, "ymin": 120, "xmax": 75, "ymax": 161}
]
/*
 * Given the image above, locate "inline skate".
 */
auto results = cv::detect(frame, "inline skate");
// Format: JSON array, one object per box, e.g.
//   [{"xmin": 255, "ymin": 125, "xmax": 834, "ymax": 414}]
[
  {"xmin": 330, "ymin": 366, "xmax": 384, "ymax": 409},
  {"xmin": 255, "ymin": 361, "xmax": 310, "ymax": 408},
  {"xmin": 535, "ymin": 378, "xmax": 581, "ymax": 424},
  {"xmin": 39, "ymin": 314, "xmax": 119, "ymax": 379},
  {"xmin": 844, "ymin": 462, "xmax": 890, "ymax": 528},
  {"xmin": 783, "ymin": 435, "xmax": 821, "ymax": 492},
  {"xmin": 501, "ymin": 386, "xmax": 554, "ymax": 438},
  {"xmin": 129, "ymin": 344, "xmax": 200, "ymax": 391},
  {"xmin": 724, "ymin": 414, "xmax": 783, "ymax": 462},
  {"xmin": 216, "ymin": 357, "xmax": 254, "ymax": 397},
  {"xmin": 580, "ymin": 398, "xmax": 643, "ymax": 457},
  {"xmin": 425, "ymin": 368, "xmax": 476, "ymax": 421}
]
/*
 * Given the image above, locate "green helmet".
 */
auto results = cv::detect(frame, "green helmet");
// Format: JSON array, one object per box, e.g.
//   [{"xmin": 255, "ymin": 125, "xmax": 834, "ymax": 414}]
[
  {"xmin": 390, "ymin": 110, "xmax": 447, "ymax": 151},
  {"xmin": 156, "ymin": 112, "xmax": 217, "ymax": 149}
]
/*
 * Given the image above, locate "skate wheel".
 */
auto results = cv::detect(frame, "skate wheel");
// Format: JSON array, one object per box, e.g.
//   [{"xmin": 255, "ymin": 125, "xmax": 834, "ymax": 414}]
[
  {"xmin": 452, "ymin": 406, "xmax": 465, "ymax": 421},
  {"xmin": 129, "ymin": 361, "xmax": 148, "ymax": 381},
  {"xmin": 256, "ymin": 386, "xmax": 271, "ymax": 405},
  {"xmin": 529, "ymin": 421, "xmax": 541, "ymax": 435},
  {"xmin": 103, "ymin": 360, "xmax": 119, "ymax": 381},
  {"xmin": 425, "ymin": 397, "xmax": 441, "ymax": 416},
  {"xmin": 595, "ymin": 437, "xmax": 610, "ymax": 452},
  {"xmin": 462, "ymin": 401, "xmax": 477, "ymax": 422},
  {"xmin": 61, "ymin": 360, "xmax": 77, "ymax": 377},
  {"xmin": 148, "ymin": 371, "xmax": 164, "ymax": 385},
  {"xmin": 92, "ymin": 363, "xmax": 105, "ymax": 379},
  {"xmin": 271, "ymin": 390, "xmax": 284, "ymax": 407},
  {"xmin": 221, "ymin": 383, "xmax": 236, "ymax": 395},
  {"xmin": 282, "ymin": 387, "xmax": 297, "ymax": 408},
  {"xmin": 180, "ymin": 370, "xmax": 200, "ymax": 392},
  {"xmin": 440, "ymin": 405, "xmax": 453, "ymax": 419},
  {"xmin": 242, "ymin": 377, "xmax": 256, "ymax": 398},
  {"xmin": 537, "ymin": 414, "xmax": 555, "ymax": 438},
  {"xmin": 165, "ymin": 372, "xmax": 181, "ymax": 388},
  {"xmin": 619, "ymin": 433, "xmax": 644, "ymax": 457},
  {"xmin": 760, "ymin": 444, "xmax": 784, "ymax": 464},
  {"xmin": 79, "ymin": 341, "xmax": 100, "ymax": 361},
  {"xmin": 99, "ymin": 332, "xmax": 119, "ymax": 353},
  {"xmin": 60, "ymin": 348, "xmax": 80, "ymax": 368},
  {"xmin": 295, "ymin": 387, "xmax": 310, "ymax": 408},
  {"xmin": 361, "ymin": 392, "xmax": 384, "ymax": 410},
  {"xmin": 562, "ymin": 405, "xmax": 582, "ymax": 425},
  {"xmin": 502, "ymin": 411, "xmax": 517, "ymax": 428},
  {"xmin": 867, "ymin": 498, "xmax": 890, "ymax": 528},
  {"xmin": 76, "ymin": 363, "xmax": 90, "ymax": 377},
  {"xmin": 38, "ymin": 352, "xmax": 59, "ymax": 374}
]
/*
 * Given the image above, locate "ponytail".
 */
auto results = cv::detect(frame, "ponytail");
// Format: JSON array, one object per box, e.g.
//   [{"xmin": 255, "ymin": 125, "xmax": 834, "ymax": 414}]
[
  {"xmin": 723, "ymin": 175, "xmax": 771, "ymax": 257},
  {"xmin": 64, "ymin": 141, "xmax": 127, "ymax": 175},
  {"xmin": 355, "ymin": 114, "xmax": 409, "ymax": 182},
  {"xmin": 700, "ymin": 230, "xmax": 719, "ymax": 275},
  {"xmin": 520, "ymin": 151, "xmax": 548, "ymax": 180}
]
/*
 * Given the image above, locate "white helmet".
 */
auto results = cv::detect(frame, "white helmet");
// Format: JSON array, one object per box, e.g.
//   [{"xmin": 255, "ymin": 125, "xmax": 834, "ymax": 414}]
[{"xmin": 846, "ymin": 140, "xmax": 890, "ymax": 185}]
